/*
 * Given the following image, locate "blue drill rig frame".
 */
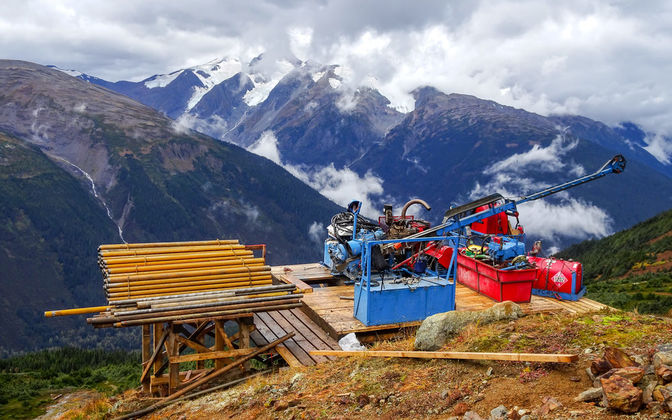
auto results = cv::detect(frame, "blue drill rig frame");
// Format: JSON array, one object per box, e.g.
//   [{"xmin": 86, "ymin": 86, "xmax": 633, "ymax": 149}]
[{"xmin": 323, "ymin": 154, "xmax": 626, "ymax": 326}]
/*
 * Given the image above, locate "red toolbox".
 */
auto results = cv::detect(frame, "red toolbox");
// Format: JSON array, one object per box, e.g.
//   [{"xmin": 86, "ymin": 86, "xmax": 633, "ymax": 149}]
[{"xmin": 456, "ymin": 252, "xmax": 535, "ymax": 303}]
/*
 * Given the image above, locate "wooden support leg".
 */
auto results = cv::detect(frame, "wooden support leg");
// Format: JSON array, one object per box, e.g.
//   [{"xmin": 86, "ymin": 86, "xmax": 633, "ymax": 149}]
[
  {"xmin": 167, "ymin": 323, "xmax": 180, "ymax": 394},
  {"xmin": 238, "ymin": 319, "xmax": 252, "ymax": 373},
  {"xmin": 141, "ymin": 324, "xmax": 151, "ymax": 393},
  {"xmin": 152, "ymin": 322, "xmax": 165, "ymax": 396},
  {"xmin": 214, "ymin": 320, "xmax": 225, "ymax": 369}
]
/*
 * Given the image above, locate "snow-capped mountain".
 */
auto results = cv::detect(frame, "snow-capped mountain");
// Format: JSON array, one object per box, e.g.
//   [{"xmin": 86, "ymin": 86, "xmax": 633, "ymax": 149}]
[{"xmin": 58, "ymin": 57, "xmax": 672, "ymax": 253}]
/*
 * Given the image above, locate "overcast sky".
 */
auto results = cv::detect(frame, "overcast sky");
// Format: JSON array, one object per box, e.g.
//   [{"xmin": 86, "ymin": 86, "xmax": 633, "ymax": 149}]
[{"xmin": 2, "ymin": 0, "xmax": 672, "ymax": 149}]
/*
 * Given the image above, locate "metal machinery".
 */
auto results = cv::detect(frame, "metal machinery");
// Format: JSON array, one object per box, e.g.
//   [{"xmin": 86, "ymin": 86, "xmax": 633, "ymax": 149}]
[{"xmin": 323, "ymin": 154, "xmax": 626, "ymax": 326}]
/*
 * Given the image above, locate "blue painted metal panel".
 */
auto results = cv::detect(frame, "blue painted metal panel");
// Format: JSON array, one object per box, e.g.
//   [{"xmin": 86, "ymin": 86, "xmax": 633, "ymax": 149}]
[{"xmin": 353, "ymin": 236, "xmax": 458, "ymax": 326}]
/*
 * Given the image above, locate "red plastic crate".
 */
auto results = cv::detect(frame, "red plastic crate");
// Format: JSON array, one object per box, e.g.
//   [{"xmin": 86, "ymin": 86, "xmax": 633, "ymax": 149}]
[{"xmin": 456, "ymin": 252, "xmax": 535, "ymax": 303}]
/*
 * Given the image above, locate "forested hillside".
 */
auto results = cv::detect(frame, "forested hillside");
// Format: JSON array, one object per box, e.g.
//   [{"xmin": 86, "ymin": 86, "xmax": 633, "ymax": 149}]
[{"xmin": 557, "ymin": 208, "xmax": 672, "ymax": 314}]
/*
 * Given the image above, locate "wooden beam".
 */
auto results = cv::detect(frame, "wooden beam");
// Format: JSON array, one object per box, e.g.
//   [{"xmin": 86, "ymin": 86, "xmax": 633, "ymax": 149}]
[
  {"xmin": 141, "ymin": 324, "xmax": 151, "ymax": 392},
  {"xmin": 140, "ymin": 327, "xmax": 170, "ymax": 384},
  {"xmin": 153, "ymin": 332, "xmax": 295, "ymax": 406},
  {"xmin": 309, "ymin": 350, "xmax": 579, "ymax": 363},
  {"xmin": 169, "ymin": 348, "xmax": 256, "ymax": 364},
  {"xmin": 175, "ymin": 335, "xmax": 210, "ymax": 354}
]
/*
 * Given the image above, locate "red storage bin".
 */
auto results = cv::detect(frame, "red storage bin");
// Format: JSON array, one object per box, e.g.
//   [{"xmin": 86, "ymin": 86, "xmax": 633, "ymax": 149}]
[{"xmin": 456, "ymin": 252, "xmax": 535, "ymax": 303}]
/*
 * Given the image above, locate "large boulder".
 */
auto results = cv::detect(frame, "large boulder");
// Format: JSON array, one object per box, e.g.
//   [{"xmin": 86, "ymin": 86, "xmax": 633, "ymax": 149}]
[
  {"xmin": 653, "ymin": 351, "xmax": 672, "ymax": 369},
  {"xmin": 596, "ymin": 366, "xmax": 646, "ymax": 386},
  {"xmin": 604, "ymin": 347, "xmax": 639, "ymax": 368},
  {"xmin": 601, "ymin": 374, "xmax": 643, "ymax": 414},
  {"xmin": 414, "ymin": 301, "xmax": 522, "ymax": 351}
]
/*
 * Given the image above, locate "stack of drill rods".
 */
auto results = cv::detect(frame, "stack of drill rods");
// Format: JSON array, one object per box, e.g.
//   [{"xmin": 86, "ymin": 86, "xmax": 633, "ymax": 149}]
[
  {"xmin": 87, "ymin": 284, "xmax": 301, "ymax": 327},
  {"xmin": 97, "ymin": 240, "xmax": 272, "ymax": 302},
  {"xmin": 111, "ymin": 284, "xmax": 297, "ymax": 308}
]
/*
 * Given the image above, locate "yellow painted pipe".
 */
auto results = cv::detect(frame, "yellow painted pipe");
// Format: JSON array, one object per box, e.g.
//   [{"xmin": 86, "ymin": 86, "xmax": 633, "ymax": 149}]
[
  {"xmin": 100, "ymin": 251, "xmax": 254, "ymax": 266},
  {"xmin": 104, "ymin": 266, "xmax": 267, "ymax": 284},
  {"xmin": 105, "ymin": 257, "xmax": 265, "ymax": 274},
  {"xmin": 104, "ymin": 264, "xmax": 270, "ymax": 282},
  {"xmin": 99, "ymin": 244, "xmax": 246, "ymax": 257},
  {"xmin": 106, "ymin": 280, "xmax": 273, "ymax": 300},
  {"xmin": 106, "ymin": 279, "xmax": 274, "ymax": 298},
  {"xmin": 105, "ymin": 275, "xmax": 273, "ymax": 292},
  {"xmin": 98, "ymin": 239, "xmax": 239, "ymax": 250},
  {"xmin": 44, "ymin": 306, "xmax": 111, "ymax": 317},
  {"xmin": 106, "ymin": 272, "xmax": 271, "ymax": 290},
  {"xmin": 108, "ymin": 278, "xmax": 272, "ymax": 296}
]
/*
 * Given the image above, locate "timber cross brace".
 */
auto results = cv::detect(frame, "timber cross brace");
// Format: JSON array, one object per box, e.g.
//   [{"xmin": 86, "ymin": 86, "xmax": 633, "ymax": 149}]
[{"xmin": 140, "ymin": 314, "xmax": 257, "ymax": 396}]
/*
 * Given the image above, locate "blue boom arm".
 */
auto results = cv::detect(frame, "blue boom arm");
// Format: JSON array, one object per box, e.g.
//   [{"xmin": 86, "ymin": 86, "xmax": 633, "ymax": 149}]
[{"xmin": 424, "ymin": 154, "xmax": 626, "ymax": 237}]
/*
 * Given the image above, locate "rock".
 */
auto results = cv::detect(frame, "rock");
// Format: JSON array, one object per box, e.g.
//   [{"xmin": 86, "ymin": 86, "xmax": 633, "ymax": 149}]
[
  {"xmin": 604, "ymin": 347, "xmax": 638, "ymax": 368},
  {"xmin": 657, "ymin": 344, "xmax": 672, "ymax": 352},
  {"xmin": 598, "ymin": 366, "xmax": 646, "ymax": 384},
  {"xmin": 575, "ymin": 387, "xmax": 603, "ymax": 402},
  {"xmin": 585, "ymin": 367, "xmax": 596, "ymax": 381},
  {"xmin": 490, "ymin": 404, "xmax": 508, "ymax": 420},
  {"xmin": 569, "ymin": 376, "xmax": 580, "ymax": 382},
  {"xmin": 533, "ymin": 396, "xmax": 562, "ymax": 417},
  {"xmin": 601, "ymin": 374, "xmax": 643, "ymax": 413},
  {"xmin": 414, "ymin": 301, "xmax": 523, "ymax": 350},
  {"xmin": 662, "ymin": 385, "xmax": 672, "ymax": 412},
  {"xmin": 656, "ymin": 364, "xmax": 672, "ymax": 383},
  {"xmin": 274, "ymin": 400, "xmax": 289, "ymax": 411},
  {"xmin": 590, "ymin": 358, "xmax": 612, "ymax": 376},
  {"xmin": 653, "ymin": 351, "xmax": 672, "ymax": 369},
  {"xmin": 486, "ymin": 367, "xmax": 494, "ymax": 376},
  {"xmin": 357, "ymin": 394, "xmax": 370, "ymax": 408},
  {"xmin": 464, "ymin": 411, "xmax": 485, "ymax": 420},
  {"xmin": 643, "ymin": 382, "xmax": 657, "ymax": 404},
  {"xmin": 453, "ymin": 402, "xmax": 469, "ymax": 416},
  {"xmin": 653, "ymin": 385, "xmax": 666, "ymax": 402},
  {"xmin": 290, "ymin": 373, "xmax": 304, "ymax": 387}
]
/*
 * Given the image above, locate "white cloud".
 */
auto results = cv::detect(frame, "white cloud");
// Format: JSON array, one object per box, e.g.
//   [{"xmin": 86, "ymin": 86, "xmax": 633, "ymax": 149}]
[
  {"xmin": 643, "ymin": 133, "xmax": 672, "ymax": 164},
  {"xmin": 485, "ymin": 135, "xmax": 583, "ymax": 176},
  {"xmin": 308, "ymin": 221, "xmax": 324, "ymax": 243},
  {"xmin": 4, "ymin": 1, "xmax": 672, "ymax": 143},
  {"xmin": 246, "ymin": 130, "xmax": 385, "ymax": 214},
  {"xmin": 469, "ymin": 133, "xmax": 612, "ymax": 244},
  {"xmin": 248, "ymin": 130, "xmax": 282, "ymax": 165}
]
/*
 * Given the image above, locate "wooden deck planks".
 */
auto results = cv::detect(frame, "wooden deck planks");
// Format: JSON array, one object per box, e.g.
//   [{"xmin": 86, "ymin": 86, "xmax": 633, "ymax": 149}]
[
  {"xmin": 251, "ymin": 308, "xmax": 341, "ymax": 367},
  {"xmin": 271, "ymin": 263, "xmax": 615, "ymax": 342}
]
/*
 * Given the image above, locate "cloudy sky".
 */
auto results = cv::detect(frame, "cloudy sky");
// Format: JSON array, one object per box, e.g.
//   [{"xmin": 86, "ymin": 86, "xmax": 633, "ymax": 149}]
[{"xmin": 2, "ymin": 0, "xmax": 672, "ymax": 142}]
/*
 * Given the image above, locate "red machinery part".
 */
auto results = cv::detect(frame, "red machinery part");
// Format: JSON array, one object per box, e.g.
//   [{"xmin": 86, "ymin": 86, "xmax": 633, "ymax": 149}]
[
  {"xmin": 527, "ymin": 256, "xmax": 583, "ymax": 295},
  {"xmin": 424, "ymin": 244, "xmax": 454, "ymax": 268},
  {"xmin": 470, "ymin": 205, "xmax": 510, "ymax": 235}
]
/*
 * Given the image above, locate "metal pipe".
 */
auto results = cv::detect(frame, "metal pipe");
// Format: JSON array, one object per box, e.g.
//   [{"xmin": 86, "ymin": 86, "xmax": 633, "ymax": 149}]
[
  {"xmin": 111, "ymin": 303, "xmax": 303, "ymax": 327},
  {"xmin": 106, "ymin": 279, "xmax": 273, "ymax": 300},
  {"xmin": 105, "ymin": 275, "xmax": 273, "ymax": 293},
  {"xmin": 44, "ymin": 306, "xmax": 111, "ymax": 317},
  {"xmin": 113, "ymin": 294, "xmax": 302, "ymax": 316},
  {"xmin": 105, "ymin": 271, "xmax": 271, "ymax": 289},
  {"xmin": 104, "ymin": 264, "xmax": 270, "ymax": 282},
  {"xmin": 99, "ymin": 244, "xmax": 247, "ymax": 257},
  {"xmin": 110, "ymin": 284, "xmax": 296, "ymax": 306},
  {"xmin": 400, "ymin": 198, "xmax": 432, "ymax": 219},
  {"xmin": 101, "ymin": 251, "xmax": 254, "ymax": 266},
  {"xmin": 98, "ymin": 239, "xmax": 239, "ymax": 250},
  {"xmin": 105, "ymin": 257, "xmax": 265, "ymax": 274}
]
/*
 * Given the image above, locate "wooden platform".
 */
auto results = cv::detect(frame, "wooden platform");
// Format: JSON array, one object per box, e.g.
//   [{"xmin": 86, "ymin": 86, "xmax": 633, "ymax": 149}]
[
  {"xmin": 251, "ymin": 308, "xmax": 341, "ymax": 367},
  {"xmin": 275, "ymin": 263, "xmax": 613, "ymax": 340}
]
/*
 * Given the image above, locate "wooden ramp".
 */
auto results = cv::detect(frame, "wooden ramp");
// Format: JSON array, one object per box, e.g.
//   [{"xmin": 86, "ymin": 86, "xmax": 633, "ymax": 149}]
[
  {"xmin": 275, "ymin": 263, "xmax": 613, "ymax": 340},
  {"xmin": 251, "ymin": 308, "xmax": 341, "ymax": 367}
]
